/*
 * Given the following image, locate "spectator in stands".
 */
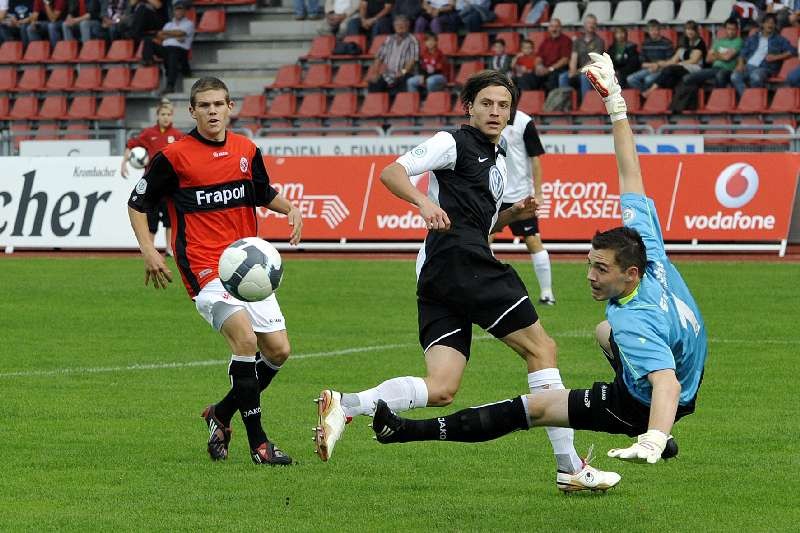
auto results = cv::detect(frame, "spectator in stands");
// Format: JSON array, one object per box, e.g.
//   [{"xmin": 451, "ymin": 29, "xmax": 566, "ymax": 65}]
[
  {"xmin": 511, "ymin": 38, "xmax": 538, "ymax": 89},
  {"xmin": 102, "ymin": 0, "xmax": 128, "ymax": 40},
  {"xmin": 406, "ymin": 31, "xmax": 448, "ymax": 93},
  {"xmin": 345, "ymin": 0, "xmax": 392, "ymax": 38},
  {"xmin": 488, "ymin": 37, "xmax": 512, "ymax": 76},
  {"xmin": 788, "ymin": 36, "xmax": 800, "ymax": 86},
  {"xmin": 731, "ymin": 1, "xmax": 763, "ymax": 34},
  {"xmin": 294, "ymin": 0, "xmax": 323, "ymax": 20},
  {"xmin": 142, "ymin": 0, "xmax": 193, "ymax": 94},
  {"xmin": 319, "ymin": 0, "xmax": 359, "ymax": 35},
  {"xmin": 392, "ymin": 0, "xmax": 422, "ymax": 27},
  {"xmin": 523, "ymin": 17, "xmax": 571, "ymax": 92},
  {"xmin": 125, "ymin": 0, "xmax": 164, "ymax": 43},
  {"xmin": 26, "ymin": 0, "xmax": 66, "ymax": 49},
  {"xmin": 61, "ymin": 0, "xmax": 93, "ymax": 42},
  {"xmin": 731, "ymin": 12, "xmax": 797, "ymax": 94},
  {"xmin": 766, "ymin": 0, "xmax": 796, "ymax": 29},
  {"xmin": 0, "ymin": 0, "xmax": 7, "ymax": 41},
  {"xmin": 0, "ymin": 0, "xmax": 35, "ymax": 46},
  {"xmin": 642, "ymin": 20, "xmax": 707, "ymax": 98},
  {"xmin": 559, "ymin": 13, "xmax": 605, "ymax": 96},
  {"xmin": 681, "ymin": 18, "xmax": 742, "ymax": 89},
  {"xmin": 414, "ymin": 0, "xmax": 459, "ymax": 34},
  {"xmin": 626, "ymin": 19, "xmax": 675, "ymax": 91},
  {"xmin": 609, "ymin": 27, "xmax": 640, "ymax": 88},
  {"xmin": 457, "ymin": 0, "xmax": 494, "ymax": 32},
  {"xmin": 524, "ymin": 0, "xmax": 549, "ymax": 25},
  {"xmin": 366, "ymin": 13, "xmax": 418, "ymax": 94}
]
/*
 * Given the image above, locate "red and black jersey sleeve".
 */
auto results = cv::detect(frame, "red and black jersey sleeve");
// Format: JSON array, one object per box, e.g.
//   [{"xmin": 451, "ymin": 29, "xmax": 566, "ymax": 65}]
[
  {"xmin": 127, "ymin": 152, "xmax": 179, "ymax": 213},
  {"xmin": 252, "ymin": 148, "xmax": 278, "ymax": 207}
]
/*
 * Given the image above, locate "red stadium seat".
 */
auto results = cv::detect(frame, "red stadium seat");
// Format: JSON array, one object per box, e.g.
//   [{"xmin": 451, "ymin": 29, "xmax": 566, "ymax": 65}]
[
  {"xmin": 576, "ymin": 90, "xmax": 606, "ymax": 114},
  {"xmin": 49, "ymin": 40, "xmax": 79, "ymax": 63},
  {"xmin": 494, "ymin": 31, "xmax": 520, "ymax": 54},
  {"xmin": 419, "ymin": 91, "xmax": 451, "ymax": 115},
  {"xmin": 270, "ymin": 64, "xmax": 302, "ymax": 89},
  {"xmin": 367, "ymin": 34, "xmax": 389, "ymax": 56},
  {"xmin": 701, "ymin": 87, "xmax": 736, "ymax": 114},
  {"xmin": 388, "ymin": 92, "xmax": 420, "ymax": 116},
  {"xmin": 35, "ymin": 122, "xmax": 59, "ymax": 140},
  {"xmin": 46, "ymin": 67, "xmax": 76, "ymax": 91},
  {"xmin": 67, "ymin": 96, "xmax": 97, "ymax": 120},
  {"xmin": 436, "ymin": 33, "xmax": 459, "ymax": 55},
  {"xmin": 0, "ymin": 95, "xmax": 9, "ymax": 119},
  {"xmin": 627, "ymin": 28, "xmax": 644, "ymax": 48},
  {"xmin": 768, "ymin": 87, "xmax": 800, "ymax": 113},
  {"xmin": 337, "ymin": 34, "xmax": 366, "ymax": 56},
  {"xmin": 38, "ymin": 95, "xmax": 68, "ymax": 120},
  {"xmin": 265, "ymin": 93, "xmax": 296, "ymax": 117},
  {"xmin": 780, "ymin": 26, "xmax": 799, "ymax": 45},
  {"xmin": 703, "ymin": 116, "xmax": 733, "ymax": 146},
  {"xmin": 22, "ymin": 41, "xmax": 50, "ymax": 63},
  {"xmin": 670, "ymin": 115, "xmax": 701, "ymax": 134},
  {"xmin": 63, "ymin": 121, "xmax": 91, "ymax": 139},
  {"xmin": 635, "ymin": 88, "xmax": 671, "ymax": 114},
  {"xmin": 517, "ymin": 90, "xmax": 545, "ymax": 115},
  {"xmin": 526, "ymin": 31, "xmax": 547, "ymax": 53},
  {"xmin": 72, "ymin": 65, "xmax": 103, "ymax": 91},
  {"xmin": 0, "ymin": 68, "xmax": 18, "ymax": 92},
  {"xmin": 621, "ymin": 88, "xmax": 641, "ymax": 114},
  {"xmin": 301, "ymin": 63, "xmax": 332, "ymax": 89},
  {"xmin": 101, "ymin": 66, "xmax": 131, "ymax": 91},
  {"xmin": 544, "ymin": 116, "xmax": 573, "ymax": 134},
  {"xmin": 304, "ymin": 35, "xmax": 335, "ymax": 59},
  {"xmin": 9, "ymin": 95, "xmax": 39, "ymax": 120},
  {"xmin": 10, "ymin": 122, "xmax": 33, "ymax": 150},
  {"xmin": 236, "ymin": 94, "xmax": 267, "ymax": 119},
  {"xmin": 453, "ymin": 60, "xmax": 484, "ymax": 85},
  {"xmin": 484, "ymin": 3, "xmax": 518, "ymax": 28},
  {"xmin": 16, "ymin": 66, "xmax": 47, "ymax": 92},
  {"xmin": 451, "ymin": 98, "xmax": 466, "ymax": 117},
  {"xmin": 457, "ymin": 32, "xmax": 490, "ymax": 56},
  {"xmin": 736, "ymin": 88, "xmax": 768, "ymax": 113},
  {"xmin": 130, "ymin": 66, "xmax": 160, "ymax": 91},
  {"xmin": 0, "ymin": 41, "xmax": 23, "ymax": 63},
  {"xmin": 297, "ymin": 93, "xmax": 327, "ymax": 117},
  {"xmin": 358, "ymin": 92, "xmax": 390, "ymax": 117},
  {"xmin": 104, "ymin": 40, "xmax": 135, "ymax": 62},
  {"xmin": 330, "ymin": 63, "xmax": 363, "ymax": 88},
  {"xmin": 93, "ymin": 94, "xmax": 126, "ymax": 120},
  {"xmin": 328, "ymin": 91, "xmax": 358, "ymax": 117},
  {"xmin": 770, "ymin": 57, "xmax": 799, "ymax": 82},
  {"xmin": 197, "ymin": 9, "xmax": 226, "ymax": 33},
  {"xmin": 77, "ymin": 40, "xmax": 107, "ymax": 63}
]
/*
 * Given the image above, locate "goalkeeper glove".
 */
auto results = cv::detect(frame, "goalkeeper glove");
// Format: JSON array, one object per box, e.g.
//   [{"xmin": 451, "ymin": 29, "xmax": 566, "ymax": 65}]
[
  {"xmin": 607, "ymin": 429, "xmax": 669, "ymax": 464},
  {"xmin": 581, "ymin": 52, "xmax": 627, "ymax": 122}
]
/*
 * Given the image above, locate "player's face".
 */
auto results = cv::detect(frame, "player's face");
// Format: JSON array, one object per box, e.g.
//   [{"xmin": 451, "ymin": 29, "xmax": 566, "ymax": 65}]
[
  {"xmin": 587, "ymin": 248, "xmax": 634, "ymax": 301},
  {"xmin": 190, "ymin": 89, "xmax": 233, "ymax": 141},
  {"xmin": 157, "ymin": 107, "xmax": 173, "ymax": 129},
  {"xmin": 468, "ymin": 85, "xmax": 512, "ymax": 143}
]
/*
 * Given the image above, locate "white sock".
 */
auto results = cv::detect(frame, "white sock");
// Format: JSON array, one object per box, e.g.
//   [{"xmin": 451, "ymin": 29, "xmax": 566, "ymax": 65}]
[
  {"xmin": 343, "ymin": 376, "xmax": 428, "ymax": 418},
  {"xmin": 531, "ymin": 250, "xmax": 553, "ymax": 298},
  {"xmin": 528, "ymin": 368, "xmax": 582, "ymax": 473}
]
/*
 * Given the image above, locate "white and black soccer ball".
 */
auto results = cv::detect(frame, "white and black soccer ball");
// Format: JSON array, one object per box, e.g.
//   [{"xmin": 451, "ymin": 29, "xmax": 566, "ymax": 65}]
[
  {"xmin": 128, "ymin": 146, "xmax": 150, "ymax": 169},
  {"xmin": 218, "ymin": 237, "xmax": 283, "ymax": 302}
]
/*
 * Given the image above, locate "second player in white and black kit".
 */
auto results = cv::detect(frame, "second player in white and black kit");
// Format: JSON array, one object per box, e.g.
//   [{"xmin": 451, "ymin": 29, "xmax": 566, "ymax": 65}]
[
  {"xmin": 496, "ymin": 107, "xmax": 556, "ymax": 305},
  {"xmin": 313, "ymin": 70, "xmax": 620, "ymax": 492}
]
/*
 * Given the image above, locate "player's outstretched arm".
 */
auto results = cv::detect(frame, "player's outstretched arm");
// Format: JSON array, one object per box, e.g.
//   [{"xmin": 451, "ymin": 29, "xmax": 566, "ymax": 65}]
[
  {"xmin": 381, "ymin": 162, "xmax": 451, "ymax": 231},
  {"xmin": 582, "ymin": 52, "xmax": 645, "ymax": 196}
]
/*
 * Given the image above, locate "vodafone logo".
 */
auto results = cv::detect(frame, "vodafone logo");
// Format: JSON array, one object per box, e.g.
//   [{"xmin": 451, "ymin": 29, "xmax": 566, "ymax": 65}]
[{"xmin": 715, "ymin": 163, "xmax": 759, "ymax": 208}]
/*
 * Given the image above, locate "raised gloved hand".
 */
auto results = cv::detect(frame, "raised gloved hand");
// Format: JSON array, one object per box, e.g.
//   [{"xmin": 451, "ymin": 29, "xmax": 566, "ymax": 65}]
[
  {"xmin": 607, "ymin": 429, "xmax": 669, "ymax": 464},
  {"xmin": 581, "ymin": 52, "xmax": 627, "ymax": 122}
]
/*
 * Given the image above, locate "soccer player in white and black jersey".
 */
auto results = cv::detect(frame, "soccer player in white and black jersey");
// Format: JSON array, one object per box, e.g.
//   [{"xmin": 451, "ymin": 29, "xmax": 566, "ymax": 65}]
[
  {"xmin": 314, "ymin": 70, "xmax": 620, "ymax": 492},
  {"xmin": 494, "ymin": 105, "xmax": 556, "ymax": 305}
]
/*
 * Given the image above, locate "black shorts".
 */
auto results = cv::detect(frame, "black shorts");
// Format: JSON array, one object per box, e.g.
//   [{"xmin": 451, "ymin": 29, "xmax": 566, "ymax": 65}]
[
  {"xmin": 146, "ymin": 201, "xmax": 171, "ymax": 233},
  {"xmin": 499, "ymin": 202, "xmax": 539, "ymax": 237},
  {"xmin": 567, "ymin": 334, "xmax": 698, "ymax": 436},
  {"xmin": 417, "ymin": 245, "xmax": 538, "ymax": 359}
]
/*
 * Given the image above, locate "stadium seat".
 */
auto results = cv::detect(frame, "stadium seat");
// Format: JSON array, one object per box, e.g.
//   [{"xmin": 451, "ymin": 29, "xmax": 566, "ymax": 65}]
[
  {"xmin": 72, "ymin": 65, "xmax": 103, "ymax": 91},
  {"xmin": 636, "ymin": 88, "xmax": 671, "ymax": 114},
  {"xmin": 544, "ymin": 116, "xmax": 573, "ymax": 134},
  {"xmin": 611, "ymin": 0, "xmax": 642, "ymax": 24},
  {"xmin": 0, "ymin": 95, "xmax": 9, "ymax": 119},
  {"xmin": 49, "ymin": 40, "xmax": 79, "ymax": 63},
  {"xmin": 358, "ymin": 92, "xmax": 390, "ymax": 117},
  {"xmin": 576, "ymin": 90, "xmax": 606, "ymax": 114},
  {"xmin": 583, "ymin": 1, "xmax": 611, "ymax": 24},
  {"xmin": 304, "ymin": 35, "xmax": 335, "ymax": 59},
  {"xmin": 330, "ymin": 63, "xmax": 363, "ymax": 88},
  {"xmin": 101, "ymin": 66, "xmax": 131, "ymax": 91},
  {"xmin": 436, "ymin": 33, "xmax": 459, "ymax": 55},
  {"xmin": 62, "ymin": 121, "xmax": 90, "ymax": 139},
  {"xmin": 77, "ymin": 40, "xmax": 107, "ymax": 62},
  {"xmin": 550, "ymin": 1, "xmax": 580, "ymax": 25},
  {"xmin": 768, "ymin": 87, "xmax": 800, "ymax": 113},
  {"xmin": 93, "ymin": 94, "xmax": 126, "ymax": 120},
  {"xmin": 388, "ymin": 92, "xmax": 420, "ymax": 116},
  {"xmin": 673, "ymin": 0, "xmax": 705, "ymax": 23},
  {"xmin": 328, "ymin": 91, "xmax": 358, "ymax": 117},
  {"xmin": 22, "ymin": 41, "xmax": 50, "ymax": 63},
  {"xmin": 494, "ymin": 31, "xmax": 520, "ymax": 54},
  {"xmin": 270, "ymin": 64, "xmax": 302, "ymax": 89},
  {"xmin": 297, "ymin": 93, "xmax": 327, "ymax": 117},
  {"xmin": 197, "ymin": 9, "xmax": 226, "ymax": 33},
  {"xmin": 419, "ymin": 91, "xmax": 451, "ymax": 115},
  {"xmin": 0, "ymin": 68, "xmax": 17, "ymax": 92},
  {"xmin": 339, "ymin": 34, "xmax": 367, "ymax": 55},
  {"xmin": 104, "ymin": 40, "xmax": 135, "ymax": 62},
  {"xmin": 627, "ymin": 28, "xmax": 644, "ymax": 48},
  {"xmin": 9, "ymin": 95, "xmax": 39, "ymax": 120},
  {"xmin": 16, "ymin": 66, "xmax": 46, "ymax": 92},
  {"xmin": 517, "ymin": 90, "xmax": 545, "ymax": 115},
  {"xmin": 129, "ymin": 66, "xmax": 160, "ymax": 91},
  {"xmin": 236, "ymin": 94, "xmax": 267, "ymax": 119},
  {"xmin": 483, "ymin": 3, "xmax": 518, "ymax": 28},
  {"xmin": 10, "ymin": 122, "xmax": 33, "ymax": 150},
  {"xmin": 367, "ymin": 34, "xmax": 389, "ymax": 56},
  {"xmin": 301, "ymin": 63, "xmax": 332, "ymax": 89},
  {"xmin": 701, "ymin": 88, "xmax": 736, "ymax": 114},
  {"xmin": 736, "ymin": 88, "xmax": 768, "ymax": 114},
  {"xmin": 38, "ymin": 95, "xmax": 68, "ymax": 120},
  {"xmin": 597, "ymin": 29, "xmax": 613, "ymax": 48},
  {"xmin": 781, "ymin": 27, "xmax": 800, "ymax": 45},
  {"xmin": 527, "ymin": 31, "xmax": 547, "ymax": 52},
  {"xmin": 670, "ymin": 115, "xmax": 701, "ymax": 134},
  {"xmin": 0, "ymin": 41, "xmax": 23, "ymax": 63},
  {"xmin": 67, "ymin": 95, "xmax": 97, "ymax": 119},
  {"xmin": 703, "ymin": 0, "xmax": 735, "ymax": 23},
  {"xmin": 453, "ymin": 60, "xmax": 484, "ymax": 85},
  {"xmin": 35, "ymin": 122, "xmax": 60, "ymax": 140},
  {"xmin": 457, "ymin": 32, "xmax": 490, "ymax": 56},
  {"xmin": 770, "ymin": 57, "xmax": 800, "ymax": 83},
  {"xmin": 643, "ymin": 0, "xmax": 674, "ymax": 25},
  {"xmin": 265, "ymin": 93, "xmax": 296, "ymax": 117},
  {"xmin": 621, "ymin": 88, "xmax": 641, "ymax": 113},
  {"xmin": 703, "ymin": 116, "xmax": 733, "ymax": 146}
]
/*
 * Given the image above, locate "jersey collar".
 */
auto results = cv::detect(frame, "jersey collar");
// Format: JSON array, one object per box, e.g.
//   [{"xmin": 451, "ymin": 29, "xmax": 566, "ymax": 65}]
[
  {"xmin": 615, "ymin": 281, "xmax": 641, "ymax": 306},
  {"xmin": 189, "ymin": 128, "xmax": 226, "ymax": 146},
  {"xmin": 461, "ymin": 124, "xmax": 507, "ymax": 157}
]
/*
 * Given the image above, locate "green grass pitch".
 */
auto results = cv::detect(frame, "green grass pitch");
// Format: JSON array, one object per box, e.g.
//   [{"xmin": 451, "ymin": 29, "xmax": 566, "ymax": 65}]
[{"xmin": 2, "ymin": 256, "xmax": 799, "ymax": 531}]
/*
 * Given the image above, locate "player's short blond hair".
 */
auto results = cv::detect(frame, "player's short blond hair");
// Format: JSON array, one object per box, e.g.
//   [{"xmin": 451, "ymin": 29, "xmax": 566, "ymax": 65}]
[{"xmin": 190, "ymin": 77, "xmax": 231, "ymax": 107}]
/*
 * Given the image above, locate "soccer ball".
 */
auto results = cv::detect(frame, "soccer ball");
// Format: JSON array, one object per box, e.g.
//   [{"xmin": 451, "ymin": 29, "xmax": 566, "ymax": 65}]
[
  {"xmin": 218, "ymin": 237, "xmax": 283, "ymax": 302},
  {"xmin": 128, "ymin": 146, "xmax": 150, "ymax": 169}
]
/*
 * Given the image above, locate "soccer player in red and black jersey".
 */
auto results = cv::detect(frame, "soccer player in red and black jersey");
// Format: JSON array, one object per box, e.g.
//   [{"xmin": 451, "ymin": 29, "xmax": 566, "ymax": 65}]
[
  {"xmin": 122, "ymin": 99, "xmax": 184, "ymax": 256},
  {"xmin": 127, "ymin": 77, "xmax": 303, "ymax": 466}
]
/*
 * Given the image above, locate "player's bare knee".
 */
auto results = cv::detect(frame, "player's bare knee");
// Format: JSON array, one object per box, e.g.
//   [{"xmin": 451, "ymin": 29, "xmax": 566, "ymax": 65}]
[
  {"xmin": 424, "ymin": 379, "xmax": 458, "ymax": 406},
  {"xmin": 263, "ymin": 342, "xmax": 291, "ymax": 364},
  {"xmin": 230, "ymin": 331, "xmax": 258, "ymax": 355}
]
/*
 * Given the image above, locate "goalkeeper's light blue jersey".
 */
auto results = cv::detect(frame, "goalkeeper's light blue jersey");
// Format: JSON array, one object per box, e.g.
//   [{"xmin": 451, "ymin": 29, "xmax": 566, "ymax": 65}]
[{"xmin": 606, "ymin": 194, "xmax": 707, "ymax": 406}]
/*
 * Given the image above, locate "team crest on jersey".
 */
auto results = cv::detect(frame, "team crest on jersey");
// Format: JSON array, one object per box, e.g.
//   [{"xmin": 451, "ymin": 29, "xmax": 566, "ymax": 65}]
[
  {"xmin": 240, "ymin": 157, "xmax": 249, "ymax": 173},
  {"xmin": 412, "ymin": 146, "xmax": 427, "ymax": 158},
  {"xmin": 489, "ymin": 166, "xmax": 504, "ymax": 201},
  {"xmin": 622, "ymin": 208, "xmax": 635, "ymax": 223},
  {"xmin": 135, "ymin": 178, "xmax": 147, "ymax": 194},
  {"xmin": 167, "ymin": 135, "xmax": 175, "ymax": 143}
]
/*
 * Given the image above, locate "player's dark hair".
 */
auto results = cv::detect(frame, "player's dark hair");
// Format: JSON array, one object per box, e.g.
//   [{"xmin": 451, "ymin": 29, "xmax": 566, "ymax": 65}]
[
  {"xmin": 761, "ymin": 13, "xmax": 777, "ymax": 25},
  {"xmin": 592, "ymin": 226, "xmax": 647, "ymax": 277},
  {"xmin": 647, "ymin": 19, "xmax": 661, "ymax": 27},
  {"xmin": 190, "ymin": 77, "xmax": 230, "ymax": 107},
  {"xmin": 724, "ymin": 17, "xmax": 739, "ymax": 29},
  {"xmin": 459, "ymin": 70, "xmax": 517, "ymax": 117}
]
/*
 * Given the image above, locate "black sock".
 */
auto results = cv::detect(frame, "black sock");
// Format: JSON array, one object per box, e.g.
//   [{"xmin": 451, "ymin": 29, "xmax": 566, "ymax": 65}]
[
  {"xmin": 229, "ymin": 357, "xmax": 267, "ymax": 449},
  {"xmin": 255, "ymin": 352, "xmax": 281, "ymax": 392},
  {"xmin": 214, "ymin": 389, "xmax": 237, "ymax": 426},
  {"xmin": 401, "ymin": 397, "xmax": 529, "ymax": 443}
]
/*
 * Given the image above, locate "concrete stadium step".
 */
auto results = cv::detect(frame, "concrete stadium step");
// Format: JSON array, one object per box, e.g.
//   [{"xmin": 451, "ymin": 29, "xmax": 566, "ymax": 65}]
[{"xmin": 183, "ymin": 75, "xmax": 272, "ymax": 95}]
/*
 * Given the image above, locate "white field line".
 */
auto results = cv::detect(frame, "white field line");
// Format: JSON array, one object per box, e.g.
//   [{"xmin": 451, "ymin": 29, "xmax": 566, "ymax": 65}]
[{"xmin": 0, "ymin": 333, "xmax": 796, "ymax": 379}]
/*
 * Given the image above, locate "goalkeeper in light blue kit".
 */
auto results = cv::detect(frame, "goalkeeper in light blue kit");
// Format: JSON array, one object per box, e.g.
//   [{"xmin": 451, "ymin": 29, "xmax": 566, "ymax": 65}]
[{"xmin": 369, "ymin": 52, "xmax": 708, "ymax": 472}]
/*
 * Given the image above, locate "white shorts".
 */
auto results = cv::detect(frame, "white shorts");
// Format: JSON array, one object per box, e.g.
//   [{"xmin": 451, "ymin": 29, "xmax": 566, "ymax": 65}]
[{"xmin": 194, "ymin": 278, "xmax": 286, "ymax": 333}]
